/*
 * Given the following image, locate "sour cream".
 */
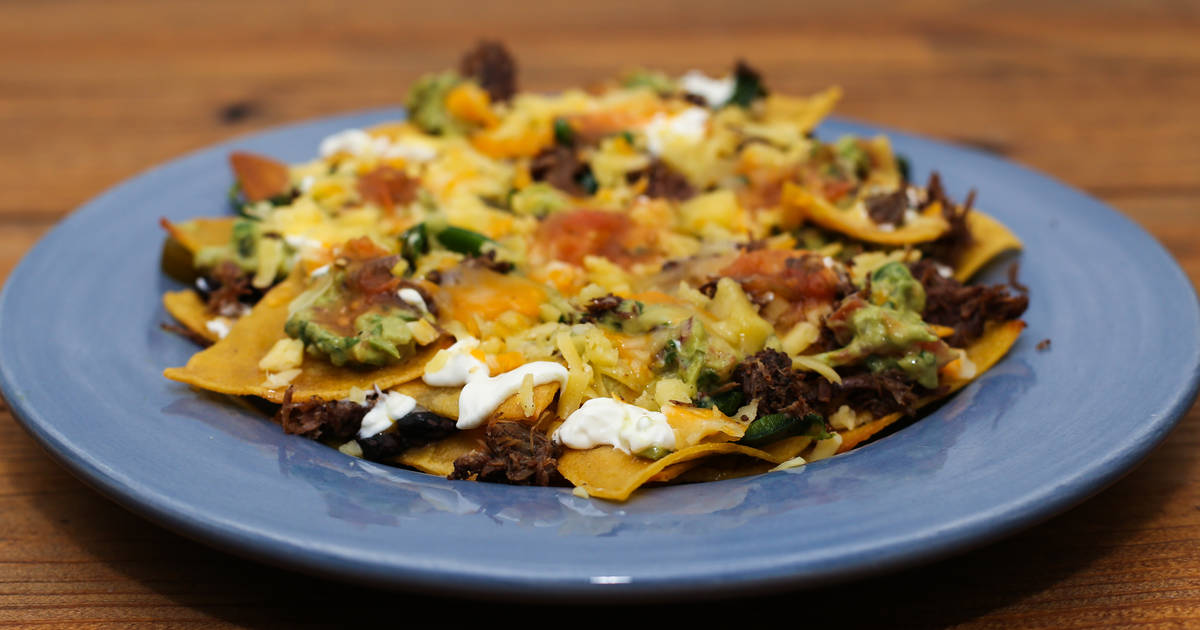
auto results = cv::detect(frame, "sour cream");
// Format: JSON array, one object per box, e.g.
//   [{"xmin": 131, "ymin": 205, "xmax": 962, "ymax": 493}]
[
  {"xmin": 679, "ymin": 70, "xmax": 734, "ymax": 106},
  {"xmin": 456, "ymin": 362, "xmax": 569, "ymax": 430},
  {"xmin": 422, "ymin": 337, "xmax": 489, "ymax": 387},
  {"xmin": 357, "ymin": 391, "xmax": 418, "ymax": 439},
  {"xmin": 397, "ymin": 287, "xmax": 428, "ymax": 313},
  {"xmin": 381, "ymin": 138, "xmax": 438, "ymax": 162},
  {"xmin": 554, "ymin": 398, "xmax": 677, "ymax": 455},
  {"xmin": 319, "ymin": 128, "xmax": 438, "ymax": 162},
  {"xmin": 643, "ymin": 107, "xmax": 710, "ymax": 156},
  {"xmin": 319, "ymin": 129, "xmax": 384, "ymax": 158}
]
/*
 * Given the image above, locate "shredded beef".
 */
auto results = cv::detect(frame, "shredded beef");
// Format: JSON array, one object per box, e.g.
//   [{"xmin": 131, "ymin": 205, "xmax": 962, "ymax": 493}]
[
  {"xmin": 919, "ymin": 172, "xmax": 975, "ymax": 266},
  {"xmin": 530, "ymin": 145, "xmax": 587, "ymax": 195},
  {"xmin": 627, "ymin": 160, "xmax": 695, "ymax": 201},
  {"xmin": 733, "ymin": 349, "xmax": 933, "ymax": 421},
  {"xmin": 449, "ymin": 421, "xmax": 562, "ymax": 486},
  {"xmin": 274, "ymin": 387, "xmax": 368, "ymax": 442},
  {"xmin": 864, "ymin": 189, "xmax": 908, "ymax": 226},
  {"xmin": 197, "ymin": 261, "xmax": 259, "ymax": 317},
  {"xmin": 734, "ymin": 349, "xmax": 826, "ymax": 418},
  {"xmin": 579, "ymin": 294, "xmax": 633, "ymax": 323},
  {"xmin": 459, "ymin": 41, "xmax": 517, "ymax": 103},
  {"xmin": 834, "ymin": 369, "xmax": 925, "ymax": 417},
  {"xmin": 910, "ymin": 259, "xmax": 1028, "ymax": 347},
  {"xmin": 357, "ymin": 410, "xmax": 457, "ymax": 461}
]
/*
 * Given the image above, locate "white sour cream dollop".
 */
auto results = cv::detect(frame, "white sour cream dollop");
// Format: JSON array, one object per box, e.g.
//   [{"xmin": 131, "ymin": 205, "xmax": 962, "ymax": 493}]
[
  {"xmin": 678, "ymin": 70, "xmax": 734, "ymax": 106},
  {"xmin": 422, "ymin": 337, "xmax": 490, "ymax": 387},
  {"xmin": 456, "ymin": 362, "xmax": 569, "ymax": 430},
  {"xmin": 422, "ymin": 338, "xmax": 568, "ymax": 430},
  {"xmin": 554, "ymin": 398, "xmax": 677, "ymax": 455},
  {"xmin": 357, "ymin": 391, "xmax": 418, "ymax": 439},
  {"xmin": 643, "ymin": 107, "xmax": 710, "ymax": 156}
]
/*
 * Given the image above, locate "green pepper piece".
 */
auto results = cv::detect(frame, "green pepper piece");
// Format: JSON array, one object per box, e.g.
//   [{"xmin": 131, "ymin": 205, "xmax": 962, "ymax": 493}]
[
  {"xmin": 711, "ymin": 389, "xmax": 746, "ymax": 418},
  {"xmin": 738, "ymin": 412, "xmax": 827, "ymax": 447},
  {"xmin": 636, "ymin": 446, "xmax": 672, "ymax": 461},
  {"xmin": 726, "ymin": 62, "xmax": 767, "ymax": 108},
  {"xmin": 436, "ymin": 225, "xmax": 493, "ymax": 256},
  {"xmin": 896, "ymin": 154, "xmax": 911, "ymax": 182},
  {"xmin": 399, "ymin": 222, "xmax": 429, "ymax": 268},
  {"xmin": 553, "ymin": 117, "xmax": 575, "ymax": 147},
  {"xmin": 576, "ymin": 168, "xmax": 598, "ymax": 196}
]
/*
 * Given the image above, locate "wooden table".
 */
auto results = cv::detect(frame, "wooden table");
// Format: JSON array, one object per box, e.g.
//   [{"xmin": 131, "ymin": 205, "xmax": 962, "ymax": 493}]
[{"xmin": 2, "ymin": 1, "xmax": 1198, "ymax": 626}]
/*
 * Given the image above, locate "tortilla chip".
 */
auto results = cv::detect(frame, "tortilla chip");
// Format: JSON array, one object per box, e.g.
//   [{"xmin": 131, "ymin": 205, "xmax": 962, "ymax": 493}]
[
  {"xmin": 675, "ymin": 317, "xmax": 1027, "ymax": 483},
  {"xmin": 163, "ymin": 289, "xmax": 221, "ymax": 343},
  {"xmin": 836, "ymin": 412, "xmax": 905, "ymax": 453},
  {"xmin": 781, "ymin": 182, "xmax": 949, "ymax": 245},
  {"xmin": 390, "ymin": 381, "xmax": 559, "ymax": 423},
  {"xmin": 559, "ymin": 442, "xmax": 785, "ymax": 502},
  {"xmin": 164, "ymin": 274, "xmax": 449, "ymax": 403},
  {"xmin": 666, "ymin": 403, "xmax": 747, "ymax": 445},
  {"xmin": 161, "ymin": 217, "xmax": 236, "ymax": 254},
  {"xmin": 955, "ymin": 210, "xmax": 1023, "ymax": 281},
  {"xmin": 391, "ymin": 381, "xmax": 462, "ymax": 418},
  {"xmin": 763, "ymin": 86, "xmax": 842, "ymax": 132},
  {"xmin": 556, "ymin": 403, "xmax": 762, "ymax": 500},
  {"xmin": 836, "ymin": 318, "xmax": 1026, "ymax": 453},
  {"xmin": 398, "ymin": 428, "xmax": 485, "ymax": 476},
  {"xmin": 387, "ymin": 381, "xmax": 559, "ymax": 478}
]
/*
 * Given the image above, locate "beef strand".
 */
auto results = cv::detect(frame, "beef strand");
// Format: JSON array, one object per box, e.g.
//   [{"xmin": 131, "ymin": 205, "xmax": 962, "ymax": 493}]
[
  {"xmin": 910, "ymin": 259, "xmax": 1028, "ymax": 347},
  {"xmin": 733, "ymin": 349, "xmax": 932, "ymax": 421},
  {"xmin": 199, "ymin": 260, "xmax": 258, "ymax": 317},
  {"xmin": 864, "ymin": 189, "xmax": 908, "ymax": 226},
  {"xmin": 450, "ymin": 421, "xmax": 563, "ymax": 486},
  {"xmin": 627, "ymin": 160, "xmax": 695, "ymax": 200},
  {"xmin": 274, "ymin": 387, "xmax": 369, "ymax": 442},
  {"xmin": 919, "ymin": 172, "xmax": 975, "ymax": 266},
  {"xmin": 529, "ymin": 146, "xmax": 587, "ymax": 195}
]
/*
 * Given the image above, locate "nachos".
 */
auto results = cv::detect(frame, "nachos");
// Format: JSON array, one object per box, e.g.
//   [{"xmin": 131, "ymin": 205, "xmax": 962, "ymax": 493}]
[{"xmin": 161, "ymin": 42, "xmax": 1028, "ymax": 501}]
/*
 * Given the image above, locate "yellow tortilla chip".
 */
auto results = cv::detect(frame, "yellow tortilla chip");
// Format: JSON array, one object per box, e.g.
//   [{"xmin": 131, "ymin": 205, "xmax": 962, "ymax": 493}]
[
  {"xmin": 164, "ymin": 274, "xmax": 449, "ymax": 403},
  {"xmin": 162, "ymin": 289, "xmax": 221, "ymax": 343},
  {"xmin": 161, "ymin": 217, "xmax": 236, "ymax": 254},
  {"xmin": 398, "ymin": 428, "xmax": 485, "ymax": 476},
  {"xmin": 390, "ymin": 382, "xmax": 559, "ymax": 476},
  {"xmin": 390, "ymin": 381, "xmax": 559, "ymax": 423},
  {"xmin": 559, "ymin": 442, "xmax": 784, "ymax": 502},
  {"xmin": 763, "ymin": 86, "xmax": 842, "ymax": 132},
  {"xmin": 836, "ymin": 318, "xmax": 1026, "ymax": 453},
  {"xmin": 836, "ymin": 412, "xmax": 905, "ymax": 453},
  {"xmin": 665, "ymin": 403, "xmax": 747, "ymax": 445},
  {"xmin": 556, "ymin": 403, "xmax": 758, "ymax": 500},
  {"xmin": 781, "ymin": 182, "xmax": 949, "ymax": 245},
  {"xmin": 669, "ymin": 317, "xmax": 1027, "ymax": 482},
  {"xmin": 954, "ymin": 210, "xmax": 1023, "ymax": 281}
]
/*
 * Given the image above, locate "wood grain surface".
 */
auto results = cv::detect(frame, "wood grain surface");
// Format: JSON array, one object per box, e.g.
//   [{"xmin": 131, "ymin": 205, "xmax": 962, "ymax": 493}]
[{"xmin": 2, "ymin": 0, "xmax": 1198, "ymax": 626}]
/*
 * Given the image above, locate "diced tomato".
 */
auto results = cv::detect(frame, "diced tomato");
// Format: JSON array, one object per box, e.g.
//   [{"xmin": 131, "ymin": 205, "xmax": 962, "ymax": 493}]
[
  {"xmin": 534, "ymin": 209, "xmax": 649, "ymax": 267},
  {"xmin": 357, "ymin": 166, "xmax": 419, "ymax": 212},
  {"xmin": 719, "ymin": 249, "xmax": 841, "ymax": 303}
]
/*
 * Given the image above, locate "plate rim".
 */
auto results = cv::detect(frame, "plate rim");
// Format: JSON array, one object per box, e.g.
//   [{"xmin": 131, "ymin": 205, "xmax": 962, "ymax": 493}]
[{"xmin": 3, "ymin": 107, "xmax": 1199, "ymax": 600}]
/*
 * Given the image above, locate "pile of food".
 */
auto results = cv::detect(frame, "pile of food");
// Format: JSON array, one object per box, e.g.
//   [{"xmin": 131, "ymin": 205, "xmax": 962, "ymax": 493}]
[{"xmin": 161, "ymin": 42, "xmax": 1028, "ymax": 501}]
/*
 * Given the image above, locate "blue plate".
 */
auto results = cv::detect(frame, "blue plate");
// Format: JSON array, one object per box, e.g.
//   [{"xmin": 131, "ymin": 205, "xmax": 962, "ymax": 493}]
[{"xmin": 2, "ymin": 109, "xmax": 1198, "ymax": 600}]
